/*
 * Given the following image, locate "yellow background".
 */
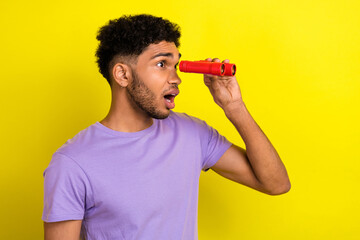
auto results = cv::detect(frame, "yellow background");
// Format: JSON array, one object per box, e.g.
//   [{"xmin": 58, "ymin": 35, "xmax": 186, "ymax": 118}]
[{"xmin": 1, "ymin": 0, "xmax": 359, "ymax": 239}]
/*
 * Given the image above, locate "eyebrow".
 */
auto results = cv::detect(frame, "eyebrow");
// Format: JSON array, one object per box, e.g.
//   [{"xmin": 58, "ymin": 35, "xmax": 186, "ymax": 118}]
[{"xmin": 151, "ymin": 52, "xmax": 182, "ymax": 60}]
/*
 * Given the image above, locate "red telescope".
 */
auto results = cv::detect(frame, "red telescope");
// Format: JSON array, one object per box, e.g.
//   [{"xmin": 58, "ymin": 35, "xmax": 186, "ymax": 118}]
[{"xmin": 179, "ymin": 60, "xmax": 236, "ymax": 76}]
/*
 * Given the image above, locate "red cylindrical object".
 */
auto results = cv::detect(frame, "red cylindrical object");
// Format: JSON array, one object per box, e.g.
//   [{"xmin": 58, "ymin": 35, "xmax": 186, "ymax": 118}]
[
  {"xmin": 179, "ymin": 61, "xmax": 225, "ymax": 76},
  {"xmin": 223, "ymin": 63, "xmax": 236, "ymax": 76},
  {"xmin": 196, "ymin": 60, "xmax": 236, "ymax": 76},
  {"xmin": 179, "ymin": 60, "xmax": 236, "ymax": 76}
]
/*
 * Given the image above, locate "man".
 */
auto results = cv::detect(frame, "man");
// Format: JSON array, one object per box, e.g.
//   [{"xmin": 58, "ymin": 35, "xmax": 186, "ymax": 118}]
[{"xmin": 43, "ymin": 14, "xmax": 290, "ymax": 240}]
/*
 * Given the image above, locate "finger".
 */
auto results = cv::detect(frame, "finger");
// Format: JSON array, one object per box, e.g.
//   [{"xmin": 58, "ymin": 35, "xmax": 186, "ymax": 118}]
[
  {"xmin": 222, "ymin": 59, "xmax": 230, "ymax": 63},
  {"xmin": 212, "ymin": 58, "xmax": 221, "ymax": 63},
  {"xmin": 205, "ymin": 58, "xmax": 212, "ymax": 62},
  {"xmin": 204, "ymin": 73, "xmax": 218, "ymax": 81}
]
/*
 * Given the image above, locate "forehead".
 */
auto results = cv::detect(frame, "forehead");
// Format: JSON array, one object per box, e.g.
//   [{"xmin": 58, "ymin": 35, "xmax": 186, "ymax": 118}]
[{"xmin": 138, "ymin": 41, "xmax": 180, "ymax": 61}]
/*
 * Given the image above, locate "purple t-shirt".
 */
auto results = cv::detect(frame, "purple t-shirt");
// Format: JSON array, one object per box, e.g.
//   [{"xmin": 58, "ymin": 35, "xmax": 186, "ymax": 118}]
[{"xmin": 42, "ymin": 111, "xmax": 231, "ymax": 240}]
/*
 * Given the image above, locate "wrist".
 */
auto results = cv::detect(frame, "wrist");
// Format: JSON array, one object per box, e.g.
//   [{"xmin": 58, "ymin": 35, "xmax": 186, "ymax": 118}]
[{"xmin": 223, "ymin": 100, "xmax": 247, "ymax": 119}]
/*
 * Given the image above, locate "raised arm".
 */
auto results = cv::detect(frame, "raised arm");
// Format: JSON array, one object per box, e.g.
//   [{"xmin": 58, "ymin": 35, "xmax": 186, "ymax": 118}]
[{"xmin": 204, "ymin": 58, "xmax": 290, "ymax": 195}]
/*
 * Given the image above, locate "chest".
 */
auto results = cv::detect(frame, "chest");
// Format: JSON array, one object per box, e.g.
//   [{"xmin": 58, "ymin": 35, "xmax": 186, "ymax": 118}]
[{"xmin": 83, "ymin": 134, "xmax": 203, "ymax": 221}]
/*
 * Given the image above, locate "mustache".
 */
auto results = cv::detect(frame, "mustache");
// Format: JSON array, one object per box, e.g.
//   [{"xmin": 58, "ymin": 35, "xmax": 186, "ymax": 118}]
[{"xmin": 164, "ymin": 84, "xmax": 179, "ymax": 91}]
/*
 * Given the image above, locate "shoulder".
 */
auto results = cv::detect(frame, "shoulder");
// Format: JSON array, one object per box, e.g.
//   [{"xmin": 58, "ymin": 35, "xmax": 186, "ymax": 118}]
[
  {"xmin": 167, "ymin": 111, "xmax": 208, "ymax": 127},
  {"xmin": 162, "ymin": 111, "xmax": 221, "ymax": 143},
  {"xmin": 168, "ymin": 111, "xmax": 215, "ymax": 133},
  {"xmin": 55, "ymin": 123, "xmax": 99, "ymax": 160},
  {"xmin": 45, "ymin": 152, "xmax": 83, "ymax": 176}
]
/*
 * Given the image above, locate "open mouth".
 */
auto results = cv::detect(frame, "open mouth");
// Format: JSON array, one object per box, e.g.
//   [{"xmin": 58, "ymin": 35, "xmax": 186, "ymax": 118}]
[
  {"xmin": 164, "ymin": 94, "xmax": 176, "ymax": 103},
  {"xmin": 163, "ymin": 91, "xmax": 178, "ymax": 110}
]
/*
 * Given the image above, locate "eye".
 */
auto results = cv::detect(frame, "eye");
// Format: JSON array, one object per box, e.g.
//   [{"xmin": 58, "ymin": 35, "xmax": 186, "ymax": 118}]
[{"xmin": 157, "ymin": 61, "xmax": 165, "ymax": 68}]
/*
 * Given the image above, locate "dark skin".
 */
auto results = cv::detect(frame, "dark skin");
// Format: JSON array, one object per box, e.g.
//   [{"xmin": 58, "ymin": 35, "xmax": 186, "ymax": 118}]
[
  {"xmin": 204, "ymin": 58, "xmax": 290, "ymax": 195},
  {"xmin": 44, "ymin": 41, "xmax": 290, "ymax": 239}
]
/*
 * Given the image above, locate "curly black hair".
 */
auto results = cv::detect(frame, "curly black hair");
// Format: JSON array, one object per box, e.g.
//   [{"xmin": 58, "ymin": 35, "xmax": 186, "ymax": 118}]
[{"xmin": 95, "ymin": 14, "xmax": 181, "ymax": 85}]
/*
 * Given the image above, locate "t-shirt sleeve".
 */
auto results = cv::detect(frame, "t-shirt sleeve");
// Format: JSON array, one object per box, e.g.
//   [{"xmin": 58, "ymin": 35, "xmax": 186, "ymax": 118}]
[
  {"xmin": 42, "ymin": 152, "xmax": 93, "ymax": 222},
  {"xmin": 198, "ymin": 120, "xmax": 232, "ymax": 172}
]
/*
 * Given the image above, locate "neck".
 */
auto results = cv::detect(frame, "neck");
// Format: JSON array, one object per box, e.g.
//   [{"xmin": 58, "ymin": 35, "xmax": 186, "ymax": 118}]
[{"xmin": 100, "ymin": 87, "xmax": 153, "ymax": 133}]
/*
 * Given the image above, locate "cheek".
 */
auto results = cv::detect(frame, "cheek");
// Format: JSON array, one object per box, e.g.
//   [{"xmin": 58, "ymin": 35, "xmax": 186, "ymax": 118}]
[{"xmin": 141, "ymin": 69, "xmax": 167, "ymax": 94}]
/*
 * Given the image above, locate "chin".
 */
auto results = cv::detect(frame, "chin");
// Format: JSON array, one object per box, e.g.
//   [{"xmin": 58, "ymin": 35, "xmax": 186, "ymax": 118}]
[
  {"xmin": 149, "ymin": 108, "xmax": 171, "ymax": 119},
  {"xmin": 152, "ymin": 111, "xmax": 170, "ymax": 120}
]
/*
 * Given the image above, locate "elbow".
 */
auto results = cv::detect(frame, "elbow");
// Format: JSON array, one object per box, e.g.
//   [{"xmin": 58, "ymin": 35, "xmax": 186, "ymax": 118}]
[{"xmin": 265, "ymin": 180, "xmax": 291, "ymax": 196}]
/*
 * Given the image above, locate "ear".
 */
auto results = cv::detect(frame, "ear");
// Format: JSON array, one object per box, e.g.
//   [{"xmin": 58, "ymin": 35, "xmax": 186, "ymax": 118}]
[{"xmin": 112, "ymin": 63, "xmax": 132, "ymax": 88}]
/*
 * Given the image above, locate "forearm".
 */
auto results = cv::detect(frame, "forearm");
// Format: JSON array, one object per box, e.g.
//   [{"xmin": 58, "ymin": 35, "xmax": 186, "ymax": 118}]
[{"xmin": 224, "ymin": 101, "xmax": 290, "ymax": 195}]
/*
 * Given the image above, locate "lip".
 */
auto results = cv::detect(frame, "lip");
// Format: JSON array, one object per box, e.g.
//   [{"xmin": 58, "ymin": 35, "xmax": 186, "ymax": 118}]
[
  {"xmin": 163, "ymin": 88, "xmax": 179, "ymax": 110},
  {"xmin": 163, "ymin": 88, "xmax": 180, "ymax": 97}
]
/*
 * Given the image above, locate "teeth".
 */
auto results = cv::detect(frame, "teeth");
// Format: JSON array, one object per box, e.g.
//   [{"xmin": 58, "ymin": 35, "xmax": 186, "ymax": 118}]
[{"xmin": 166, "ymin": 99, "xmax": 171, "ymax": 103}]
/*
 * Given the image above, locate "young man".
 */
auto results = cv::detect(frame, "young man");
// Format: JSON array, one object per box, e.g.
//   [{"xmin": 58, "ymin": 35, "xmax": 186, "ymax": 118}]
[{"xmin": 43, "ymin": 14, "xmax": 290, "ymax": 240}]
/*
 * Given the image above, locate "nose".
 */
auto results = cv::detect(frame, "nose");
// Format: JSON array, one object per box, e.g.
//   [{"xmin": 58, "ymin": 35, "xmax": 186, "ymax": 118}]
[{"xmin": 168, "ymin": 70, "xmax": 182, "ymax": 86}]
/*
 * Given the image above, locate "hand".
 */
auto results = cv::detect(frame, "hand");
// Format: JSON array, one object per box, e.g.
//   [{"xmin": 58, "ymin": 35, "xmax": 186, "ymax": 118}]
[{"xmin": 203, "ymin": 58, "xmax": 243, "ymax": 112}]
